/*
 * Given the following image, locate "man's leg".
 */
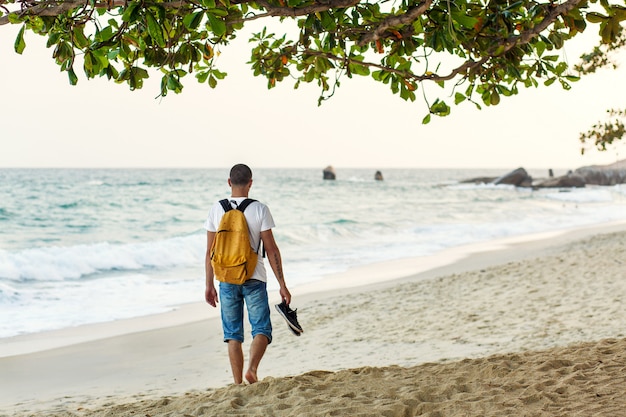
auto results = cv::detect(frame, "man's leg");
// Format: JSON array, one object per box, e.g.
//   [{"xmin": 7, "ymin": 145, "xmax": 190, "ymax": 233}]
[
  {"xmin": 242, "ymin": 280, "xmax": 272, "ymax": 384},
  {"xmin": 219, "ymin": 283, "xmax": 245, "ymax": 385},
  {"xmin": 227, "ymin": 340, "xmax": 245, "ymax": 384},
  {"xmin": 245, "ymin": 334, "xmax": 269, "ymax": 384}
]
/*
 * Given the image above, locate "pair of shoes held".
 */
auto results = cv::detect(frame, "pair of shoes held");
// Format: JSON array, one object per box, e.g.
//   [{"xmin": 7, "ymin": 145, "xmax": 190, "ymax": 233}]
[{"xmin": 275, "ymin": 300, "xmax": 303, "ymax": 336}]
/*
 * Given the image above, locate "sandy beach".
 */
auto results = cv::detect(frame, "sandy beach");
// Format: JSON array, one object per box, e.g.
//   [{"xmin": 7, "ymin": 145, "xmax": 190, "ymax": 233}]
[{"xmin": 2, "ymin": 222, "xmax": 626, "ymax": 416}]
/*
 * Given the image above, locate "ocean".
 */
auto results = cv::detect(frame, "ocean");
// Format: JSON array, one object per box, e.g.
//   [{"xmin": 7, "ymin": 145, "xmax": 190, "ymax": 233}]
[{"xmin": 1, "ymin": 167, "xmax": 625, "ymax": 339}]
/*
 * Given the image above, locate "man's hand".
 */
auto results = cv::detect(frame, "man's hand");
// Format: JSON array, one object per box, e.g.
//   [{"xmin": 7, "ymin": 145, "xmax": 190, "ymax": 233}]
[
  {"xmin": 279, "ymin": 287, "xmax": 291, "ymax": 306},
  {"xmin": 205, "ymin": 286, "xmax": 218, "ymax": 307}
]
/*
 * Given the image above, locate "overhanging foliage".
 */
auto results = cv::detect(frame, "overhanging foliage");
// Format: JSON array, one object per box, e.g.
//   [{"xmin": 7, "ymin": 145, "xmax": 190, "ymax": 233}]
[{"xmin": 2, "ymin": 0, "xmax": 626, "ymax": 124}]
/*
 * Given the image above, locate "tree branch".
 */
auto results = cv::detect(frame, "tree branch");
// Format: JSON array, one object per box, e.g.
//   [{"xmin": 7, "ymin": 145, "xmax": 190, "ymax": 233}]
[
  {"xmin": 0, "ymin": 0, "xmax": 189, "ymax": 25},
  {"xmin": 500, "ymin": 0, "xmax": 583, "ymax": 53},
  {"xmin": 300, "ymin": 0, "xmax": 584, "ymax": 83},
  {"xmin": 432, "ymin": 0, "xmax": 585, "ymax": 81},
  {"xmin": 358, "ymin": 0, "xmax": 433, "ymax": 46},
  {"xmin": 235, "ymin": 0, "xmax": 361, "ymax": 22}
]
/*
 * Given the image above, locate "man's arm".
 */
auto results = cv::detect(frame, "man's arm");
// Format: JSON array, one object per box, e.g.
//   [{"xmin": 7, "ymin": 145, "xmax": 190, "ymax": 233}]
[
  {"xmin": 260, "ymin": 229, "xmax": 291, "ymax": 305},
  {"xmin": 205, "ymin": 231, "xmax": 218, "ymax": 307}
]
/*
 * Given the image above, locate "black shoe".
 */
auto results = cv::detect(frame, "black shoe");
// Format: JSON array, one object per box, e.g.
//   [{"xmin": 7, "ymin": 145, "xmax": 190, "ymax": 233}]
[
  {"xmin": 287, "ymin": 324, "xmax": 302, "ymax": 337},
  {"xmin": 275, "ymin": 300, "xmax": 303, "ymax": 335}
]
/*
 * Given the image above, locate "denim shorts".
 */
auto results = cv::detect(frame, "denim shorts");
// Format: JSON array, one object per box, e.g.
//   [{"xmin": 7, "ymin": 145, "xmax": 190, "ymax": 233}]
[{"xmin": 219, "ymin": 279, "xmax": 272, "ymax": 344}]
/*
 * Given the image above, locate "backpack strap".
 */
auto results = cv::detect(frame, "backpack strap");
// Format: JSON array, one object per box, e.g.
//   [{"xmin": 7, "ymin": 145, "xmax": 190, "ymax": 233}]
[
  {"xmin": 220, "ymin": 198, "xmax": 257, "ymax": 213},
  {"xmin": 230, "ymin": 198, "xmax": 264, "ymax": 257},
  {"xmin": 237, "ymin": 198, "xmax": 256, "ymax": 212},
  {"xmin": 219, "ymin": 199, "xmax": 232, "ymax": 212}
]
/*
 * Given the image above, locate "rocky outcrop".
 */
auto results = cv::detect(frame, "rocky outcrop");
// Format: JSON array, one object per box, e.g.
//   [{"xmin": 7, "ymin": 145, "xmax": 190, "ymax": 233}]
[
  {"xmin": 458, "ymin": 159, "xmax": 625, "ymax": 189},
  {"xmin": 459, "ymin": 168, "xmax": 531, "ymax": 187},
  {"xmin": 375, "ymin": 171, "xmax": 383, "ymax": 181},
  {"xmin": 458, "ymin": 168, "xmax": 532, "ymax": 186},
  {"xmin": 534, "ymin": 173, "xmax": 586, "ymax": 188},
  {"xmin": 323, "ymin": 165, "xmax": 336, "ymax": 180},
  {"xmin": 459, "ymin": 176, "xmax": 498, "ymax": 184},
  {"xmin": 493, "ymin": 167, "xmax": 533, "ymax": 187},
  {"xmin": 574, "ymin": 159, "xmax": 626, "ymax": 185}
]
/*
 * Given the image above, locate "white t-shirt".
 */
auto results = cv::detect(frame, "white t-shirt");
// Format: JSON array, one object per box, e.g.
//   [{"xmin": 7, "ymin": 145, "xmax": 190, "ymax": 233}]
[{"xmin": 203, "ymin": 197, "xmax": 275, "ymax": 282}]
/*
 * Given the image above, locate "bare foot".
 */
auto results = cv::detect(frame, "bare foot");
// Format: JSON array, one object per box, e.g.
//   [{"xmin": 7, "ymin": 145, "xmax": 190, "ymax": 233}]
[{"xmin": 245, "ymin": 369, "xmax": 258, "ymax": 384}]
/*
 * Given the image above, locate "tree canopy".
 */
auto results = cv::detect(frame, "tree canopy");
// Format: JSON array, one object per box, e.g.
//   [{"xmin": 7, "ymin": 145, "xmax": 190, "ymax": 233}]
[{"xmin": 2, "ymin": 0, "xmax": 625, "ymax": 131}]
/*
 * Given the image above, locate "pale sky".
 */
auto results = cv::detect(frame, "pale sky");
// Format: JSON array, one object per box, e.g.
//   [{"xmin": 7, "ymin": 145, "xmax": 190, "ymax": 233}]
[{"xmin": 1, "ymin": 20, "xmax": 625, "ymax": 170}]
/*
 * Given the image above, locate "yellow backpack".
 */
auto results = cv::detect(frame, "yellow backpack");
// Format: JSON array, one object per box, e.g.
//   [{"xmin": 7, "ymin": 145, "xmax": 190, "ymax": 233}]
[{"xmin": 210, "ymin": 199, "xmax": 258, "ymax": 285}]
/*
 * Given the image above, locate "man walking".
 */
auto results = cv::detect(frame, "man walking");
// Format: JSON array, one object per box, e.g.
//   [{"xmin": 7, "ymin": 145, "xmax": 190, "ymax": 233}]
[{"xmin": 204, "ymin": 164, "xmax": 292, "ymax": 384}]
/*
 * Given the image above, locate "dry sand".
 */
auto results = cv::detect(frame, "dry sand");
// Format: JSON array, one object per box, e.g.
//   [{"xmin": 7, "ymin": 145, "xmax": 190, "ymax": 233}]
[{"xmin": 1, "ymin": 223, "xmax": 625, "ymax": 416}]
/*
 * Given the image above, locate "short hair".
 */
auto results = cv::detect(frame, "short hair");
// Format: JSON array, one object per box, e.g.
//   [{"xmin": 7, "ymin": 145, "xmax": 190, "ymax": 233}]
[{"xmin": 229, "ymin": 164, "xmax": 253, "ymax": 186}]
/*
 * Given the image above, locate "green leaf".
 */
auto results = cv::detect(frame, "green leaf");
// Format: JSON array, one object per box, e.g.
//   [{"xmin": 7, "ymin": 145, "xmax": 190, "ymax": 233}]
[
  {"xmin": 451, "ymin": 10, "xmax": 478, "ymax": 29},
  {"xmin": 207, "ymin": 8, "xmax": 228, "ymax": 17},
  {"xmin": 197, "ymin": 71, "xmax": 209, "ymax": 83},
  {"xmin": 615, "ymin": 7, "xmax": 626, "ymax": 21},
  {"xmin": 146, "ymin": 12, "xmax": 166, "ymax": 48},
  {"xmin": 101, "ymin": 65, "xmax": 119, "ymax": 80},
  {"xmin": 430, "ymin": 99, "xmax": 450, "ymax": 116},
  {"xmin": 390, "ymin": 77, "xmax": 399, "ymax": 94},
  {"xmin": 422, "ymin": 113, "xmax": 431, "ymax": 124},
  {"xmin": 122, "ymin": 2, "xmax": 141, "ymax": 23},
  {"xmin": 94, "ymin": 26, "xmax": 114, "ymax": 43},
  {"xmin": 68, "ymin": 68, "xmax": 78, "ymax": 85},
  {"xmin": 555, "ymin": 62, "xmax": 568, "ymax": 75},
  {"xmin": 213, "ymin": 69, "xmax": 227, "ymax": 79},
  {"xmin": 586, "ymin": 12, "xmax": 608, "ymax": 23},
  {"xmin": 84, "ymin": 51, "xmax": 94, "ymax": 72},
  {"xmin": 207, "ymin": 13, "xmax": 226, "ymax": 37},
  {"xmin": 8, "ymin": 13, "xmax": 24, "ymax": 24},
  {"xmin": 481, "ymin": 90, "xmax": 491, "ymax": 105},
  {"xmin": 183, "ymin": 11, "xmax": 204, "ymax": 30},
  {"xmin": 348, "ymin": 62, "xmax": 370, "ymax": 76},
  {"xmin": 14, "ymin": 25, "xmax": 26, "ymax": 55},
  {"xmin": 53, "ymin": 42, "xmax": 74, "ymax": 65},
  {"xmin": 320, "ymin": 11, "xmax": 337, "ymax": 31},
  {"xmin": 73, "ymin": 26, "xmax": 90, "ymax": 49},
  {"xmin": 499, "ymin": 85, "xmax": 513, "ymax": 97},
  {"xmin": 46, "ymin": 33, "xmax": 61, "ymax": 48},
  {"xmin": 454, "ymin": 92, "xmax": 466, "ymax": 104},
  {"xmin": 535, "ymin": 40, "xmax": 546, "ymax": 57},
  {"xmin": 166, "ymin": 74, "xmax": 184, "ymax": 93},
  {"xmin": 490, "ymin": 90, "xmax": 500, "ymax": 105}
]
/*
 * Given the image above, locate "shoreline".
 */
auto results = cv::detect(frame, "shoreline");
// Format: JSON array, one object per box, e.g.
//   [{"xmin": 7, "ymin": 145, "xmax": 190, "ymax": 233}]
[
  {"xmin": 2, "ymin": 220, "xmax": 626, "ymax": 415},
  {"xmin": 2, "ymin": 220, "xmax": 626, "ymax": 360}
]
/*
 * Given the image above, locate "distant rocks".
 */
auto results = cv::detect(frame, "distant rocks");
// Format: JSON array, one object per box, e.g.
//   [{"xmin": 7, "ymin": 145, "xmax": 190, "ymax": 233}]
[
  {"xmin": 460, "ymin": 159, "xmax": 626, "ymax": 189},
  {"xmin": 493, "ymin": 167, "xmax": 533, "ymax": 187},
  {"xmin": 321, "ymin": 167, "xmax": 385, "ymax": 181},
  {"xmin": 459, "ymin": 167, "xmax": 532, "ymax": 187},
  {"xmin": 534, "ymin": 173, "xmax": 586, "ymax": 188},
  {"xmin": 460, "ymin": 176, "xmax": 498, "ymax": 185},
  {"xmin": 323, "ymin": 165, "xmax": 336, "ymax": 180},
  {"xmin": 574, "ymin": 159, "xmax": 626, "ymax": 185}
]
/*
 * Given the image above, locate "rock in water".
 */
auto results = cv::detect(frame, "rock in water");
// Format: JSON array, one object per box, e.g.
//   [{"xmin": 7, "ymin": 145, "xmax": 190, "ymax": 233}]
[
  {"xmin": 535, "ymin": 173, "xmax": 586, "ymax": 188},
  {"xmin": 493, "ymin": 167, "xmax": 533, "ymax": 187},
  {"xmin": 323, "ymin": 165, "xmax": 336, "ymax": 180},
  {"xmin": 574, "ymin": 159, "xmax": 626, "ymax": 185}
]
